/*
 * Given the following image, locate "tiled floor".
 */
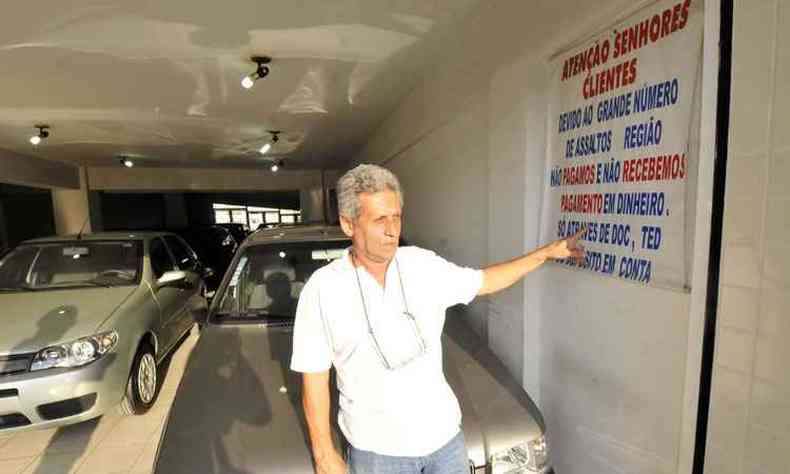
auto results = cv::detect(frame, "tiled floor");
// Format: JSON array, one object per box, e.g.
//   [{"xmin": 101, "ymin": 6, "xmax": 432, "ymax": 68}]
[{"xmin": 0, "ymin": 328, "xmax": 199, "ymax": 474}]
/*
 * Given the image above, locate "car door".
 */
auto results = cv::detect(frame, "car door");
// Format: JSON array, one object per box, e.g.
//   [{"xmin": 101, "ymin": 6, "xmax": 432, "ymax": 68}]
[
  {"xmin": 162, "ymin": 235, "xmax": 204, "ymax": 339},
  {"xmin": 149, "ymin": 237, "xmax": 190, "ymax": 356}
]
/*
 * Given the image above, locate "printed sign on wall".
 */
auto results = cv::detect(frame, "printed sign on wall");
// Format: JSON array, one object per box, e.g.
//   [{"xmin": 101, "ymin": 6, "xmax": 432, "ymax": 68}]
[{"xmin": 541, "ymin": 0, "xmax": 703, "ymax": 290}]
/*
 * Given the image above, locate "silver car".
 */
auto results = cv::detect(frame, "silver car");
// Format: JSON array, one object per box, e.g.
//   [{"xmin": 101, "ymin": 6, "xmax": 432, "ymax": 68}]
[
  {"xmin": 0, "ymin": 232, "xmax": 207, "ymax": 433},
  {"xmin": 155, "ymin": 225, "xmax": 554, "ymax": 473}
]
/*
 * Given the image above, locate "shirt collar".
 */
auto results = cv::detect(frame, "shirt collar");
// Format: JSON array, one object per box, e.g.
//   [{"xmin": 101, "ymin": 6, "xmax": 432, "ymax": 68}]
[{"xmin": 336, "ymin": 246, "xmax": 355, "ymax": 274}]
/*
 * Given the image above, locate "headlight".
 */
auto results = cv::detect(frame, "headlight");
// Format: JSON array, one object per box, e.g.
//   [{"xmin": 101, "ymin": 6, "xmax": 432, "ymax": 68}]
[
  {"xmin": 491, "ymin": 435, "xmax": 550, "ymax": 473},
  {"xmin": 30, "ymin": 331, "xmax": 119, "ymax": 371}
]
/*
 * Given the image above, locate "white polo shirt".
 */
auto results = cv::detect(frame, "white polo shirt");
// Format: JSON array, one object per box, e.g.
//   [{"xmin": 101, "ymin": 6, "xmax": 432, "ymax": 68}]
[{"xmin": 290, "ymin": 246, "xmax": 483, "ymax": 456}]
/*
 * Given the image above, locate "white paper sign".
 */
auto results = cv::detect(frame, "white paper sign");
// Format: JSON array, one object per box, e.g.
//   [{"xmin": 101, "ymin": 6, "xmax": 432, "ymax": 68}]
[{"xmin": 541, "ymin": 0, "xmax": 703, "ymax": 290}]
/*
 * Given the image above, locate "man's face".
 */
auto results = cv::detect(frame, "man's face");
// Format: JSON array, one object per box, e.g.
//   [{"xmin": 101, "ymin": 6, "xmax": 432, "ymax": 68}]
[{"xmin": 340, "ymin": 190, "xmax": 401, "ymax": 264}]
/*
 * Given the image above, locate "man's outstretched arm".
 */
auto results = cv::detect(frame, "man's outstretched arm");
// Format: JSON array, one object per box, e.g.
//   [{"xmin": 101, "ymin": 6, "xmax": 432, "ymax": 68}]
[
  {"xmin": 302, "ymin": 371, "xmax": 346, "ymax": 474},
  {"xmin": 478, "ymin": 226, "xmax": 586, "ymax": 296}
]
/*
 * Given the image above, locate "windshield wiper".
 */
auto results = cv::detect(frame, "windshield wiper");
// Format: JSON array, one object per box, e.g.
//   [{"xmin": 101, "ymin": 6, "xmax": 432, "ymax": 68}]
[
  {"xmin": 0, "ymin": 284, "xmax": 37, "ymax": 292},
  {"xmin": 84, "ymin": 280, "xmax": 117, "ymax": 288},
  {"xmin": 45, "ymin": 280, "xmax": 116, "ymax": 289},
  {"xmin": 215, "ymin": 310, "xmax": 294, "ymax": 319},
  {"xmin": 215, "ymin": 310, "xmax": 260, "ymax": 318}
]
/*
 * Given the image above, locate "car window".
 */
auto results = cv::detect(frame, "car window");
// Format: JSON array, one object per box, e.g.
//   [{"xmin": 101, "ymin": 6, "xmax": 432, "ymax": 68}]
[
  {"xmin": 215, "ymin": 240, "xmax": 349, "ymax": 323},
  {"xmin": 0, "ymin": 241, "xmax": 141, "ymax": 291},
  {"xmin": 149, "ymin": 238, "xmax": 175, "ymax": 279},
  {"xmin": 0, "ymin": 246, "xmax": 40, "ymax": 289},
  {"xmin": 164, "ymin": 236, "xmax": 198, "ymax": 272},
  {"xmin": 213, "ymin": 227, "xmax": 236, "ymax": 248}
]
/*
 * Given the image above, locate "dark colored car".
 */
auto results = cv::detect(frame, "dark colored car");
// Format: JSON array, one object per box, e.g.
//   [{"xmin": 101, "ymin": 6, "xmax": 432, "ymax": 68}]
[
  {"xmin": 171, "ymin": 226, "xmax": 238, "ymax": 295},
  {"xmin": 154, "ymin": 225, "xmax": 553, "ymax": 473},
  {"xmin": 215, "ymin": 223, "xmax": 248, "ymax": 245}
]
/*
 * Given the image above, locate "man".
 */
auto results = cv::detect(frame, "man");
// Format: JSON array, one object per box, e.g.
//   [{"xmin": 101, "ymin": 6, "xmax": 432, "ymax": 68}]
[{"xmin": 291, "ymin": 164, "xmax": 585, "ymax": 474}]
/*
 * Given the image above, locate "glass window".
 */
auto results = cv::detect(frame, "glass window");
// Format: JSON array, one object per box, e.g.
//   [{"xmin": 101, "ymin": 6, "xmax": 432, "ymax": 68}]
[
  {"xmin": 0, "ymin": 241, "xmax": 142, "ymax": 291},
  {"xmin": 164, "ymin": 236, "xmax": 199, "ymax": 272},
  {"xmin": 231, "ymin": 210, "xmax": 247, "ymax": 225},
  {"xmin": 214, "ymin": 210, "xmax": 231, "ymax": 224},
  {"xmin": 215, "ymin": 240, "xmax": 349, "ymax": 323},
  {"xmin": 249, "ymin": 213, "xmax": 264, "ymax": 231},
  {"xmin": 0, "ymin": 246, "xmax": 40, "ymax": 290},
  {"xmin": 149, "ymin": 238, "xmax": 174, "ymax": 279}
]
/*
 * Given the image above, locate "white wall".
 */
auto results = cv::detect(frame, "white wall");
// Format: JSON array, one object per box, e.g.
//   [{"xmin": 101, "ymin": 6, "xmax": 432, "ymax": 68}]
[
  {"xmin": 705, "ymin": 1, "xmax": 790, "ymax": 473},
  {"xmin": 0, "ymin": 148, "xmax": 79, "ymax": 189},
  {"xmin": 380, "ymin": 90, "xmax": 490, "ymax": 336},
  {"xmin": 354, "ymin": 1, "xmax": 720, "ymax": 473},
  {"xmin": 51, "ymin": 166, "xmax": 91, "ymax": 235}
]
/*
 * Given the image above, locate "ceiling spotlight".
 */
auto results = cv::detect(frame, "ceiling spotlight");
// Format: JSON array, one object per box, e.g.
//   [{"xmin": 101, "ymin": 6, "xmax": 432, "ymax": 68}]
[
  {"xmin": 241, "ymin": 56, "xmax": 271, "ymax": 89},
  {"xmin": 259, "ymin": 131, "xmax": 281, "ymax": 155},
  {"xmin": 120, "ymin": 157, "xmax": 134, "ymax": 168},
  {"xmin": 270, "ymin": 160, "xmax": 283, "ymax": 173},
  {"xmin": 30, "ymin": 125, "xmax": 49, "ymax": 146}
]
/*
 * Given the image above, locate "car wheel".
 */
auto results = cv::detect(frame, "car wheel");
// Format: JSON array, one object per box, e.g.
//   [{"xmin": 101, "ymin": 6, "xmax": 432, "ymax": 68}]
[{"xmin": 118, "ymin": 342, "xmax": 159, "ymax": 416}]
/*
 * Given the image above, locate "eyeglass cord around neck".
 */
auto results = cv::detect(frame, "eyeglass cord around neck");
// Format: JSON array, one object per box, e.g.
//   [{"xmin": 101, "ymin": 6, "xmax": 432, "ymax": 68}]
[
  {"xmin": 351, "ymin": 251, "xmax": 411, "ymax": 314},
  {"xmin": 350, "ymin": 250, "xmax": 422, "ymax": 369}
]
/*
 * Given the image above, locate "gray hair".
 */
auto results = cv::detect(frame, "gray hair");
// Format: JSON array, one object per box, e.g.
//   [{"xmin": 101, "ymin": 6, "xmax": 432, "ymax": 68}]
[{"xmin": 337, "ymin": 164, "xmax": 403, "ymax": 219}]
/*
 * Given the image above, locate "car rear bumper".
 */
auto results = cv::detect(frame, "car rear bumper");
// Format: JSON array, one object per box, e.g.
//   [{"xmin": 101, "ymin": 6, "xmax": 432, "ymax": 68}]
[{"xmin": 0, "ymin": 353, "xmax": 127, "ymax": 433}]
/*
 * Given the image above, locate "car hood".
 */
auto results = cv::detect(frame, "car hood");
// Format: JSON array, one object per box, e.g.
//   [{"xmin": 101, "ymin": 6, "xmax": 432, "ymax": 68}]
[
  {"xmin": 442, "ymin": 314, "xmax": 545, "ymax": 468},
  {"xmin": 0, "ymin": 286, "xmax": 137, "ymax": 355},
  {"xmin": 157, "ymin": 317, "xmax": 545, "ymax": 473},
  {"xmin": 156, "ymin": 324, "xmax": 322, "ymax": 474}
]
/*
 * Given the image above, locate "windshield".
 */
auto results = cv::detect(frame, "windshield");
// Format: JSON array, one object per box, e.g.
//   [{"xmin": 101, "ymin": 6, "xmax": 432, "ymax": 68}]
[
  {"xmin": 0, "ymin": 241, "xmax": 142, "ymax": 291},
  {"xmin": 215, "ymin": 240, "xmax": 349, "ymax": 323}
]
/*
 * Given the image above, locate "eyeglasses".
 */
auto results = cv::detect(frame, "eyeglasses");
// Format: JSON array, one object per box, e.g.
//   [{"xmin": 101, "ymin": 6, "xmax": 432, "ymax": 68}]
[{"xmin": 352, "ymin": 255, "xmax": 426, "ymax": 371}]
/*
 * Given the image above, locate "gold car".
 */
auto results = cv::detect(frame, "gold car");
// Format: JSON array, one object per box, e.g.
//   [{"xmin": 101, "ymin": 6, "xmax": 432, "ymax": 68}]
[{"xmin": 156, "ymin": 226, "xmax": 553, "ymax": 474}]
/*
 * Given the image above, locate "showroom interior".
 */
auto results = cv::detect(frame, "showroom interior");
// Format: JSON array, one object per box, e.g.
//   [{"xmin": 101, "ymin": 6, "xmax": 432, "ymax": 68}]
[{"xmin": 0, "ymin": 0, "xmax": 788, "ymax": 473}]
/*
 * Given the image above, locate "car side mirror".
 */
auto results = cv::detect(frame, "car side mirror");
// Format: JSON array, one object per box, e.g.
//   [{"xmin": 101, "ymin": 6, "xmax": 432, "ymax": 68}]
[{"xmin": 157, "ymin": 270, "xmax": 187, "ymax": 287}]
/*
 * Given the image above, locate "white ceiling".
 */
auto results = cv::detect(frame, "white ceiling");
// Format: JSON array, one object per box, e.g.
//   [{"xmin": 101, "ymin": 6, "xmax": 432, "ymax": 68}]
[{"xmin": 0, "ymin": 0, "xmax": 480, "ymax": 170}]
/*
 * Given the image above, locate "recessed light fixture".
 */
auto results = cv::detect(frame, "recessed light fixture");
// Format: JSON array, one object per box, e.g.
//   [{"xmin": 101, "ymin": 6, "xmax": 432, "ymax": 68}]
[
  {"xmin": 259, "ymin": 130, "xmax": 280, "ymax": 155},
  {"xmin": 241, "ymin": 56, "xmax": 271, "ymax": 89},
  {"xmin": 30, "ymin": 125, "xmax": 49, "ymax": 146},
  {"xmin": 120, "ymin": 157, "xmax": 134, "ymax": 168},
  {"xmin": 270, "ymin": 160, "xmax": 283, "ymax": 173}
]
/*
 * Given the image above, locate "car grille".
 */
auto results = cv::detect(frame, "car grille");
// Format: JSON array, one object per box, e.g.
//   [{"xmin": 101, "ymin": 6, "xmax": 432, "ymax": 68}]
[
  {"xmin": 0, "ymin": 389, "xmax": 19, "ymax": 399},
  {"xmin": 0, "ymin": 413, "xmax": 31, "ymax": 430},
  {"xmin": 37, "ymin": 393, "xmax": 97, "ymax": 420},
  {"xmin": 0, "ymin": 354, "xmax": 34, "ymax": 377}
]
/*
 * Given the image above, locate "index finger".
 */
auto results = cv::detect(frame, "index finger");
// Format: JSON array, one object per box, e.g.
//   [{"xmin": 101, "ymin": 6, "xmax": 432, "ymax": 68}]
[{"xmin": 568, "ymin": 224, "xmax": 588, "ymax": 241}]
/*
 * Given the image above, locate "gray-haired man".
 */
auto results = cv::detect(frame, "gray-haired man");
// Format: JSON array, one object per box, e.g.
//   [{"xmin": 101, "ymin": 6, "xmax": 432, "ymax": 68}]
[{"xmin": 291, "ymin": 164, "xmax": 585, "ymax": 474}]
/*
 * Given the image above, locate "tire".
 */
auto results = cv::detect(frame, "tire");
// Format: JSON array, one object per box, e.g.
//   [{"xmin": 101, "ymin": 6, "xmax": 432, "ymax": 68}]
[{"xmin": 118, "ymin": 342, "xmax": 159, "ymax": 416}]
